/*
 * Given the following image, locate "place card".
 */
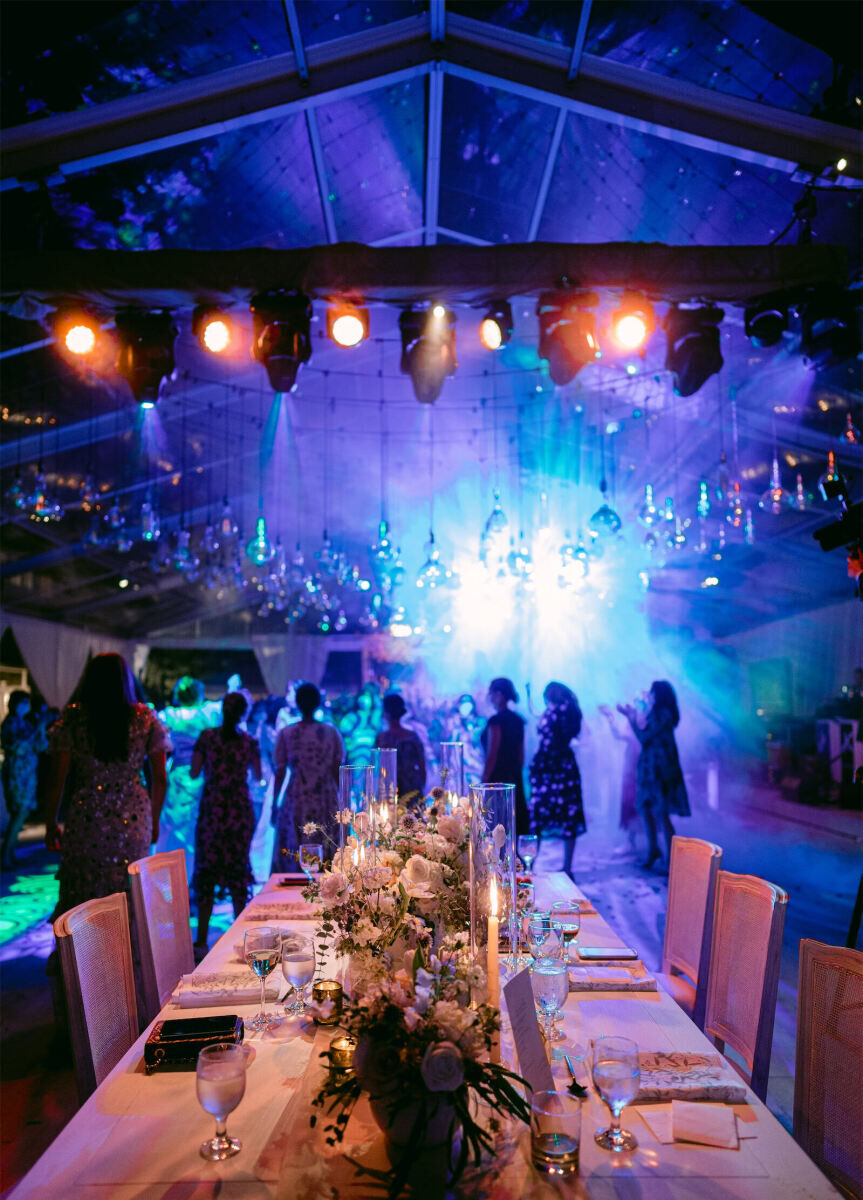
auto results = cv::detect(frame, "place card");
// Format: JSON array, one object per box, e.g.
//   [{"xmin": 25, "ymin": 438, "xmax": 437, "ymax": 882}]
[{"xmin": 503, "ymin": 969, "xmax": 554, "ymax": 1095}]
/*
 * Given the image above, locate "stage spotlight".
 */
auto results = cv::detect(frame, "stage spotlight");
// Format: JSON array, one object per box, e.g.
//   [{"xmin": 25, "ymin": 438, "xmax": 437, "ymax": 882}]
[
  {"xmin": 250, "ymin": 291, "xmax": 312, "ymax": 392},
  {"xmin": 744, "ymin": 297, "xmax": 787, "ymax": 348},
  {"xmin": 192, "ymin": 306, "xmax": 233, "ymax": 354},
  {"xmin": 799, "ymin": 289, "xmax": 860, "ymax": 372},
  {"xmin": 55, "ymin": 310, "xmax": 100, "ymax": 356},
  {"xmin": 611, "ymin": 292, "xmax": 655, "ymax": 353},
  {"xmin": 537, "ymin": 291, "xmax": 599, "ymax": 386},
  {"xmin": 479, "ymin": 302, "xmax": 513, "ymax": 351},
  {"xmin": 327, "ymin": 301, "xmax": 369, "ymax": 348},
  {"xmin": 115, "ymin": 310, "xmax": 177, "ymax": 405},
  {"xmin": 662, "ymin": 304, "xmax": 724, "ymax": 397},
  {"xmin": 399, "ymin": 306, "xmax": 457, "ymax": 404}
]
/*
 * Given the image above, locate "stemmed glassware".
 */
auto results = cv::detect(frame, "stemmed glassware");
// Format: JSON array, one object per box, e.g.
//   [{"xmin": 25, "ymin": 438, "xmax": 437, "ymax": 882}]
[
  {"xmin": 526, "ymin": 911, "xmax": 562, "ymax": 961},
  {"xmin": 298, "ymin": 842, "xmax": 323, "ymax": 881},
  {"xmin": 281, "ymin": 932, "xmax": 316, "ymax": 1016},
  {"xmin": 244, "ymin": 926, "xmax": 281, "ymax": 1031},
  {"xmin": 551, "ymin": 901, "xmax": 581, "ymax": 959},
  {"xmin": 517, "ymin": 834, "xmax": 539, "ymax": 876},
  {"xmin": 196, "ymin": 1043, "xmax": 247, "ymax": 1160},
  {"xmin": 593, "ymin": 1035, "xmax": 640, "ymax": 1152},
  {"xmin": 530, "ymin": 958, "xmax": 570, "ymax": 1058}
]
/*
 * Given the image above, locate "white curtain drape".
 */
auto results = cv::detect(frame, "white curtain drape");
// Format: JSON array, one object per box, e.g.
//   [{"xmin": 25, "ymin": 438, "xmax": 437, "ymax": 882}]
[
  {"xmin": 251, "ymin": 634, "xmax": 331, "ymax": 696},
  {"xmin": 2, "ymin": 614, "xmax": 144, "ymax": 709}
]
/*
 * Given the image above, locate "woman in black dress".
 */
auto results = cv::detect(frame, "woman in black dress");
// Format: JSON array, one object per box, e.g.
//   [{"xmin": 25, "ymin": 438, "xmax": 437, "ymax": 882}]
[
  {"xmin": 618, "ymin": 680, "xmax": 689, "ymax": 870},
  {"xmin": 481, "ymin": 677, "xmax": 529, "ymax": 834},
  {"xmin": 529, "ymin": 682, "xmax": 585, "ymax": 877}
]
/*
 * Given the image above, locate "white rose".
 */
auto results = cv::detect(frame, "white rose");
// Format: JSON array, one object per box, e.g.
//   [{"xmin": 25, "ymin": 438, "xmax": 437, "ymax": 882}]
[
  {"xmin": 404, "ymin": 855, "xmax": 432, "ymax": 885},
  {"xmin": 436, "ymin": 814, "xmax": 464, "ymax": 843},
  {"xmin": 492, "ymin": 823, "xmax": 507, "ymax": 850},
  {"xmin": 421, "ymin": 1041, "xmax": 464, "ymax": 1092},
  {"xmin": 319, "ymin": 871, "xmax": 350, "ymax": 905},
  {"xmin": 353, "ymin": 811, "xmax": 371, "ymax": 838},
  {"xmin": 431, "ymin": 999, "xmax": 475, "ymax": 1044},
  {"xmin": 380, "ymin": 849, "xmax": 404, "ymax": 872},
  {"xmin": 403, "ymin": 1007, "xmax": 422, "ymax": 1032},
  {"xmin": 362, "ymin": 866, "xmax": 392, "ymax": 891}
]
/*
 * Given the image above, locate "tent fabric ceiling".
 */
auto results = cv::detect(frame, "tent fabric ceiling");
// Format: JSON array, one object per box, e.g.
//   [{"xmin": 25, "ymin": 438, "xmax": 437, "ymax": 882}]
[{"xmin": 0, "ymin": 0, "xmax": 860, "ymax": 644}]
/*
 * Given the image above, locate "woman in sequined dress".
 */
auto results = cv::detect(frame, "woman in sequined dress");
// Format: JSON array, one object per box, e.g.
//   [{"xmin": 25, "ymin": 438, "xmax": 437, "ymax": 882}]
[
  {"xmin": 45, "ymin": 654, "xmax": 171, "ymax": 917},
  {"xmin": 529, "ymin": 682, "xmax": 586, "ymax": 877}
]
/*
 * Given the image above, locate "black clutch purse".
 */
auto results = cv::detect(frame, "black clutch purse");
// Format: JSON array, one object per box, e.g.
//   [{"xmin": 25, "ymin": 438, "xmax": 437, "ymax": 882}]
[{"xmin": 144, "ymin": 1014, "xmax": 244, "ymax": 1074}]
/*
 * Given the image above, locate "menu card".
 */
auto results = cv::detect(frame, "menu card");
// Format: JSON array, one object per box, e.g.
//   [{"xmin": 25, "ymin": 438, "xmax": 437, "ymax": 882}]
[{"xmin": 503, "ymin": 969, "xmax": 554, "ymax": 1094}]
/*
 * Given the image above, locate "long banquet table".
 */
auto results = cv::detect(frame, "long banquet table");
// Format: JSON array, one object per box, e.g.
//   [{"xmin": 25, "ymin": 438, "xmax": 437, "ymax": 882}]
[{"xmin": 11, "ymin": 873, "xmax": 838, "ymax": 1199}]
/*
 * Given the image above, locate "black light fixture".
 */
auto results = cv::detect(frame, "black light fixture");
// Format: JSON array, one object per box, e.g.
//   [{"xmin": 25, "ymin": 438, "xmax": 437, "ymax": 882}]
[
  {"xmin": 537, "ymin": 291, "xmax": 599, "ymax": 386},
  {"xmin": 250, "ymin": 290, "xmax": 312, "ymax": 392},
  {"xmin": 399, "ymin": 305, "xmax": 457, "ymax": 404},
  {"xmin": 744, "ymin": 295, "xmax": 788, "ymax": 348},
  {"xmin": 115, "ymin": 309, "xmax": 177, "ymax": 407},
  {"xmin": 799, "ymin": 289, "xmax": 860, "ymax": 372},
  {"xmin": 478, "ymin": 301, "xmax": 513, "ymax": 351},
  {"xmin": 662, "ymin": 304, "xmax": 724, "ymax": 397}
]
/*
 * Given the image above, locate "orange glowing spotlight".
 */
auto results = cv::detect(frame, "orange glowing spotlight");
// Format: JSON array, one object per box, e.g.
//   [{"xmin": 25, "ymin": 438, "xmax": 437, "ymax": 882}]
[
  {"xmin": 55, "ymin": 311, "xmax": 100, "ymax": 357},
  {"xmin": 611, "ymin": 292, "xmax": 655, "ymax": 353},
  {"xmin": 192, "ymin": 306, "xmax": 235, "ymax": 354},
  {"xmin": 327, "ymin": 301, "xmax": 369, "ymax": 348}
]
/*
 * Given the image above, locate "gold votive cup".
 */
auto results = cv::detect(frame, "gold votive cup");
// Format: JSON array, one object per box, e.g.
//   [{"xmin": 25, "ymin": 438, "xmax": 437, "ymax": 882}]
[
  {"xmin": 328, "ymin": 1034, "xmax": 357, "ymax": 1074},
  {"xmin": 312, "ymin": 980, "xmax": 343, "ymax": 1025}
]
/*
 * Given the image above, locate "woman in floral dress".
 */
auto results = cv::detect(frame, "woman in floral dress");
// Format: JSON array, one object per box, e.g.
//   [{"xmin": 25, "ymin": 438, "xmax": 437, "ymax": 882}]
[
  {"xmin": 619, "ymin": 680, "xmax": 689, "ymax": 870},
  {"xmin": 190, "ymin": 691, "xmax": 262, "ymax": 951},
  {"xmin": 272, "ymin": 682, "xmax": 343, "ymax": 863},
  {"xmin": 529, "ymin": 682, "xmax": 586, "ymax": 877},
  {"xmin": 45, "ymin": 654, "xmax": 170, "ymax": 917},
  {"xmin": 1, "ymin": 691, "xmax": 48, "ymax": 869}
]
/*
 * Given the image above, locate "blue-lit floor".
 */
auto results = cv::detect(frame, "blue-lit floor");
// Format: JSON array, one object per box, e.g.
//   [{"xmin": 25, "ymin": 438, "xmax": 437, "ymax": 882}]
[{"xmin": 0, "ymin": 780, "xmax": 860, "ymax": 1194}]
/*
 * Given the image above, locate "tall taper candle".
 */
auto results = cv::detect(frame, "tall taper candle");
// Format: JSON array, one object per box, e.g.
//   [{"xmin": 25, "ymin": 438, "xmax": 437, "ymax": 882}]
[{"xmin": 488, "ymin": 875, "xmax": 500, "ymax": 1010}]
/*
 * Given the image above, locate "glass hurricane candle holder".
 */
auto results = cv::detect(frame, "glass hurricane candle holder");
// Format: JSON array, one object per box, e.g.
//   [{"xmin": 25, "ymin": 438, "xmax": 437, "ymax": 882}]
[
  {"xmin": 374, "ymin": 746, "xmax": 398, "ymax": 811},
  {"xmin": 338, "ymin": 764, "xmax": 375, "ymax": 856},
  {"xmin": 468, "ymin": 783, "xmax": 517, "ymax": 972},
  {"xmin": 439, "ymin": 741, "xmax": 465, "ymax": 810}
]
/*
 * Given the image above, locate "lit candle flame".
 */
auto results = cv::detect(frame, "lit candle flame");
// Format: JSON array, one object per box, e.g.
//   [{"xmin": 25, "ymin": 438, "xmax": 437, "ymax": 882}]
[
  {"xmin": 380, "ymin": 802, "xmax": 389, "ymax": 825},
  {"xmin": 351, "ymin": 846, "xmax": 358, "ymax": 867},
  {"xmin": 490, "ymin": 875, "xmax": 498, "ymax": 918},
  {"xmin": 359, "ymin": 843, "xmax": 366, "ymax": 865}
]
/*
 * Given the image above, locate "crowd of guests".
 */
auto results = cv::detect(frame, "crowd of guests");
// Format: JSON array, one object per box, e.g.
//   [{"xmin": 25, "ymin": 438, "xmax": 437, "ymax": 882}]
[{"xmin": 0, "ymin": 653, "xmax": 689, "ymax": 953}]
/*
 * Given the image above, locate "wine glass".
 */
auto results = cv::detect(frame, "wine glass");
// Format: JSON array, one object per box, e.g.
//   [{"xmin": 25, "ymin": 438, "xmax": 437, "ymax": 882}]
[
  {"xmin": 196, "ymin": 1043, "xmax": 247, "ymax": 1161},
  {"xmin": 517, "ymin": 834, "xmax": 539, "ymax": 876},
  {"xmin": 298, "ymin": 842, "xmax": 323, "ymax": 881},
  {"xmin": 281, "ymin": 932, "xmax": 316, "ymax": 1016},
  {"xmin": 592, "ymin": 1035, "xmax": 640, "ymax": 1152},
  {"xmin": 552, "ymin": 905, "xmax": 581, "ymax": 960},
  {"xmin": 244, "ymin": 926, "xmax": 281, "ymax": 1031},
  {"xmin": 530, "ymin": 958, "xmax": 569, "ymax": 1056}
]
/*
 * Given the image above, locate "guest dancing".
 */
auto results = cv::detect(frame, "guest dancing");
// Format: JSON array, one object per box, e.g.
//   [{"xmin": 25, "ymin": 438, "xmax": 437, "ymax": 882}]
[
  {"xmin": 374, "ymin": 692, "xmax": 427, "ymax": 806},
  {"xmin": 190, "ymin": 692, "xmax": 262, "ymax": 952},
  {"xmin": 1, "ymin": 691, "xmax": 49, "ymax": 870},
  {"xmin": 45, "ymin": 654, "xmax": 170, "ymax": 916},
  {"xmin": 618, "ymin": 680, "xmax": 689, "ymax": 870},
  {"xmin": 481, "ymin": 677, "xmax": 529, "ymax": 834},
  {"xmin": 156, "ymin": 676, "xmax": 219, "ymax": 875},
  {"xmin": 272, "ymin": 682, "xmax": 343, "ymax": 865},
  {"xmin": 529, "ymin": 682, "xmax": 586, "ymax": 877}
]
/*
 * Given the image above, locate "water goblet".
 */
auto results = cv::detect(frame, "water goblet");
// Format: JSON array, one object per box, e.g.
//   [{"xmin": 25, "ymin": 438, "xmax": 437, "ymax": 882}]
[
  {"xmin": 298, "ymin": 842, "xmax": 323, "ymax": 881},
  {"xmin": 196, "ymin": 1043, "xmax": 247, "ymax": 1161},
  {"xmin": 517, "ymin": 834, "xmax": 539, "ymax": 876},
  {"xmin": 525, "ymin": 913, "xmax": 551, "ymax": 960},
  {"xmin": 593, "ymin": 1035, "xmax": 640, "ymax": 1152},
  {"xmin": 530, "ymin": 958, "xmax": 569, "ymax": 1057},
  {"xmin": 281, "ymin": 933, "xmax": 316, "ymax": 1017},
  {"xmin": 244, "ymin": 926, "xmax": 281, "ymax": 1031}
]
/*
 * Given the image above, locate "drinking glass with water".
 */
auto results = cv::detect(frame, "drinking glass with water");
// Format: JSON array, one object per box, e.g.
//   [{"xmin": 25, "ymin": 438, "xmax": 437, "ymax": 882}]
[
  {"xmin": 592, "ymin": 1035, "xmax": 640, "ymax": 1152},
  {"xmin": 244, "ymin": 926, "xmax": 281, "ymax": 1031},
  {"xmin": 531, "ymin": 1090, "xmax": 582, "ymax": 1175},
  {"xmin": 196, "ymin": 1043, "xmax": 247, "ymax": 1161}
]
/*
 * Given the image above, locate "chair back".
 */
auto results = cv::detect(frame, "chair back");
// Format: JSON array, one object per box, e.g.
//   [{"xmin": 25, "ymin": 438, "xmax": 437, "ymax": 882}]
[
  {"xmin": 794, "ymin": 939, "xmax": 863, "ymax": 1198},
  {"xmin": 661, "ymin": 835, "xmax": 722, "ymax": 1028},
  {"xmin": 704, "ymin": 870, "xmax": 788, "ymax": 1101},
  {"xmin": 128, "ymin": 849, "xmax": 194, "ymax": 1021},
  {"xmin": 54, "ymin": 892, "xmax": 139, "ymax": 1100}
]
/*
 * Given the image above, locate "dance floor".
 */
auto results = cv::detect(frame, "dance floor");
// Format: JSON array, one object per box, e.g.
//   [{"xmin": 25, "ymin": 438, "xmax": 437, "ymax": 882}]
[{"xmin": 0, "ymin": 777, "xmax": 859, "ymax": 1197}]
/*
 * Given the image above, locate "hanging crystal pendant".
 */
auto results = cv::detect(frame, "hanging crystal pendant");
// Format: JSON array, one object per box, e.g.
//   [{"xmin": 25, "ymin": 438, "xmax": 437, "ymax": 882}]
[
  {"xmin": 140, "ymin": 496, "xmax": 160, "ymax": 541},
  {"xmin": 668, "ymin": 516, "xmax": 689, "ymax": 551},
  {"xmin": 693, "ymin": 517, "xmax": 710, "ymax": 555},
  {"xmin": 246, "ymin": 514, "xmax": 276, "ymax": 566},
  {"xmin": 202, "ymin": 523, "xmax": 219, "ymax": 555},
  {"xmin": 416, "ymin": 533, "xmax": 444, "ymax": 589},
  {"xmin": 558, "ymin": 532, "xmax": 589, "ymax": 589},
  {"xmin": 173, "ymin": 528, "xmax": 200, "ymax": 574},
  {"xmin": 369, "ymin": 518, "xmax": 399, "ymax": 581},
  {"xmin": 29, "ymin": 470, "xmax": 48, "ymax": 516},
  {"xmin": 840, "ymin": 412, "xmax": 860, "ymax": 444},
  {"xmin": 794, "ymin": 474, "xmax": 807, "ymax": 511},
  {"xmin": 388, "ymin": 553, "xmax": 406, "ymax": 591},
  {"xmin": 710, "ymin": 451, "xmax": 730, "ymax": 504},
  {"xmin": 725, "ymin": 481, "xmax": 745, "ymax": 529},
  {"xmin": 84, "ymin": 514, "xmax": 103, "ymax": 547},
  {"xmin": 218, "ymin": 499, "xmax": 238, "ymax": 541},
  {"xmin": 637, "ymin": 483, "xmax": 660, "ymax": 527},
  {"xmin": 79, "ymin": 473, "xmax": 97, "ymax": 511},
  {"xmin": 480, "ymin": 489, "xmax": 509, "ymax": 565},
  {"xmin": 711, "ymin": 522, "xmax": 726, "ymax": 560},
  {"xmin": 507, "ymin": 532, "xmax": 534, "ymax": 580},
  {"xmin": 744, "ymin": 508, "xmax": 755, "ymax": 545},
  {"xmin": 5, "ymin": 472, "xmax": 27, "ymax": 511},
  {"xmin": 105, "ymin": 502, "xmax": 125, "ymax": 531},
  {"xmin": 484, "ymin": 489, "xmax": 509, "ymax": 535},
  {"xmin": 758, "ymin": 453, "xmax": 792, "ymax": 514},
  {"xmin": 696, "ymin": 480, "xmax": 711, "ymax": 520},
  {"xmin": 588, "ymin": 481, "xmax": 622, "ymax": 540},
  {"xmin": 817, "ymin": 451, "xmax": 842, "ymax": 501},
  {"xmin": 333, "ymin": 609, "xmax": 348, "ymax": 632}
]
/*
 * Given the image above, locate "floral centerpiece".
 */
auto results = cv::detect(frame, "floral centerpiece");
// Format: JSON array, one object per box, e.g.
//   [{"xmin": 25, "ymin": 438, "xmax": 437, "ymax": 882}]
[{"xmin": 311, "ymin": 943, "xmax": 530, "ymax": 1197}]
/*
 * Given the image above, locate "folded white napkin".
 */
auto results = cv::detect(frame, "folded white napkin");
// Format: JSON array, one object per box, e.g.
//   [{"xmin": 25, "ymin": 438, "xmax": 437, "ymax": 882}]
[
  {"xmin": 636, "ymin": 1052, "xmax": 747, "ymax": 1102},
  {"xmin": 673, "ymin": 1100, "xmax": 739, "ymax": 1149},
  {"xmin": 568, "ymin": 963, "xmax": 657, "ymax": 991},
  {"xmin": 170, "ymin": 971, "xmax": 283, "ymax": 1008},
  {"xmin": 240, "ymin": 902, "xmax": 321, "ymax": 921}
]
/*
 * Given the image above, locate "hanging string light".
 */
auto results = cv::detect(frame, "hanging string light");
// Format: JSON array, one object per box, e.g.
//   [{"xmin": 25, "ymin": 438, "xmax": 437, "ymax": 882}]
[{"xmin": 588, "ymin": 422, "xmax": 622, "ymax": 541}]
